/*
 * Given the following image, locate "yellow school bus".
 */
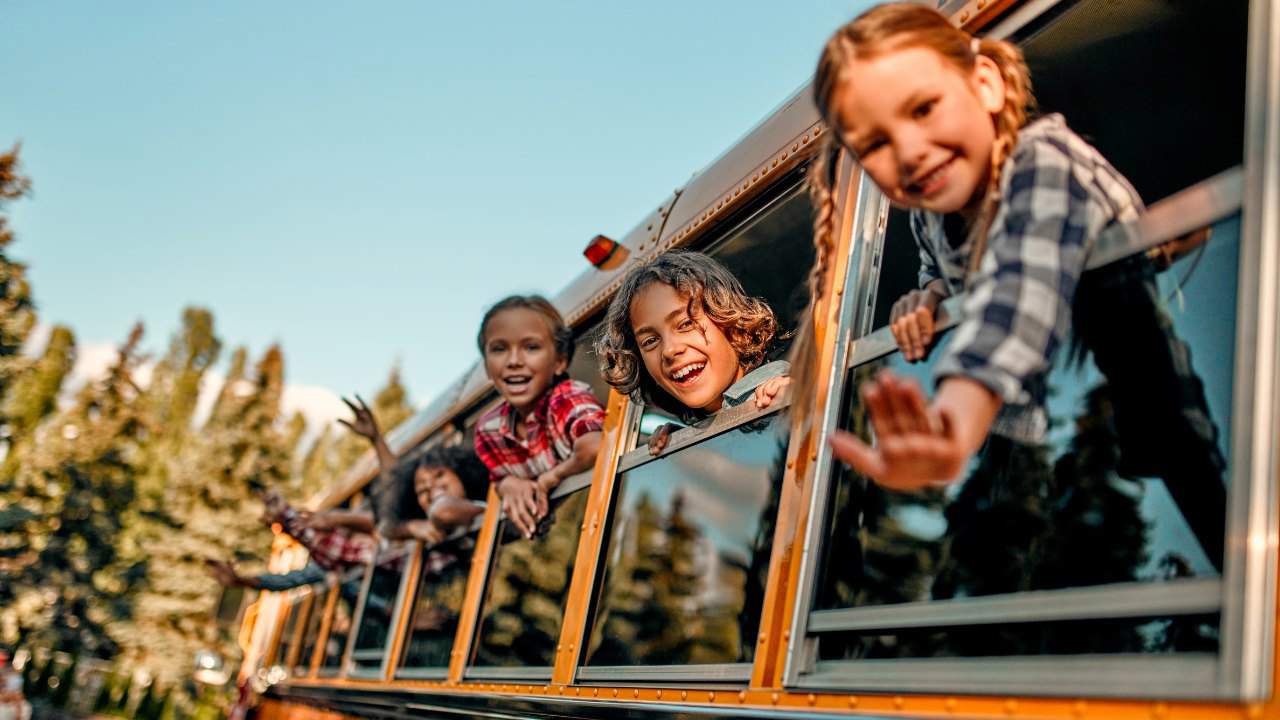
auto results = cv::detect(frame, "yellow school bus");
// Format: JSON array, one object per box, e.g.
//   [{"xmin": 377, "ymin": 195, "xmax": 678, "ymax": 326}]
[{"xmin": 240, "ymin": 0, "xmax": 1280, "ymax": 717}]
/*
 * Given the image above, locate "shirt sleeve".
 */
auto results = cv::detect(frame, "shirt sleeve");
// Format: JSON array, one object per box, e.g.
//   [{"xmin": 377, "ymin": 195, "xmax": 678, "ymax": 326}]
[
  {"xmin": 935, "ymin": 136, "xmax": 1102, "ymax": 404},
  {"xmin": 549, "ymin": 380, "xmax": 606, "ymax": 441},
  {"xmin": 253, "ymin": 563, "xmax": 327, "ymax": 592}
]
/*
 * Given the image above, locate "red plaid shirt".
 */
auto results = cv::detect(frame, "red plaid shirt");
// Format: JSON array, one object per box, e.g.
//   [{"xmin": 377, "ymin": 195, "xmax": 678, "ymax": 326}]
[
  {"xmin": 474, "ymin": 378, "xmax": 605, "ymax": 483},
  {"xmin": 280, "ymin": 507, "xmax": 376, "ymax": 571}
]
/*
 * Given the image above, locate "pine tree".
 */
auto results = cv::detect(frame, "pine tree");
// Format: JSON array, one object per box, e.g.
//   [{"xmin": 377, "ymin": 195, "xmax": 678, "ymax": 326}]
[
  {"xmin": 0, "ymin": 324, "xmax": 148, "ymax": 657},
  {"xmin": 0, "ymin": 144, "xmax": 34, "ymax": 399}
]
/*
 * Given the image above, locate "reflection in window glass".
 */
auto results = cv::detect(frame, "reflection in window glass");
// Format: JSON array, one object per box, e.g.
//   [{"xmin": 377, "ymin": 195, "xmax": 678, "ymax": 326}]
[
  {"xmin": 471, "ymin": 489, "xmax": 589, "ymax": 668},
  {"xmin": 295, "ymin": 586, "xmax": 328, "ymax": 675},
  {"xmin": 816, "ymin": 216, "xmax": 1238, "ymax": 658},
  {"xmin": 585, "ymin": 414, "xmax": 787, "ymax": 666},
  {"xmin": 400, "ymin": 544, "xmax": 474, "ymax": 669},
  {"xmin": 818, "ymin": 614, "xmax": 1220, "ymax": 660},
  {"xmin": 320, "ymin": 573, "xmax": 363, "ymax": 669},
  {"xmin": 350, "ymin": 551, "xmax": 409, "ymax": 670}
]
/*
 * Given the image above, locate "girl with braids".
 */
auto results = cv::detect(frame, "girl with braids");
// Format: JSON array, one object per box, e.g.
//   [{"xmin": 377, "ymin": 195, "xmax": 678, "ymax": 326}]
[
  {"xmin": 793, "ymin": 3, "xmax": 1145, "ymax": 490},
  {"xmin": 596, "ymin": 251, "xmax": 791, "ymax": 455}
]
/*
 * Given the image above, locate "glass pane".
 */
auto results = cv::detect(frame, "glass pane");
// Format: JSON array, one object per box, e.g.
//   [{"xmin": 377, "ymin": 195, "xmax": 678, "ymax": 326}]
[
  {"xmin": 400, "ymin": 545, "xmax": 474, "ymax": 669},
  {"xmin": 350, "ymin": 551, "xmax": 410, "ymax": 670},
  {"xmin": 320, "ymin": 573, "xmax": 363, "ymax": 669},
  {"xmin": 585, "ymin": 413, "xmax": 788, "ymax": 666},
  {"xmin": 705, "ymin": 184, "xmax": 815, "ymax": 339},
  {"xmin": 817, "ymin": 215, "xmax": 1238, "ymax": 632},
  {"xmin": 471, "ymin": 488, "xmax": 589, "ymax": 668},
  {"xmin": 1019, "ymin": 0, "xmax": 1246, "ymax": 205},
  {"xmin": 818, "ymin": 614, "xmax": 1220, "ymax": 660},
  {"xmin": 296, "ymin": 586, "xmax": 328, "ymax": 675}
]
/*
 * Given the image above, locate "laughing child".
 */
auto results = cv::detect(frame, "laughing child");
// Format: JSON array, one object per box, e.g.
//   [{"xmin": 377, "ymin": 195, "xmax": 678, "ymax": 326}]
[
  {"xmin": 473, "ymin": 295, "xmax": 606, "ymax": 539},
  {"xmin": 595, "ymin": 251, "xmax": 791, "ymax": 455}
]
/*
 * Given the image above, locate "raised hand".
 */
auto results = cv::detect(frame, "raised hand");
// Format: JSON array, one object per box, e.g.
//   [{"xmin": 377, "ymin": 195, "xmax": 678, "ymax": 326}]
[
  {"xmin": 828, "ymin": 370, "xmax": 967, "ymax": 491},
  {"xmin": 889, "ymin": 286, "xmax": 945, "ymax": 362},
  {"xmin": 337, "ymin": 394, "xmax": 380, "ymax": 441},
  {"xmin": 647, "ymin": 423, "xmax": 676, "ymax": 456}
]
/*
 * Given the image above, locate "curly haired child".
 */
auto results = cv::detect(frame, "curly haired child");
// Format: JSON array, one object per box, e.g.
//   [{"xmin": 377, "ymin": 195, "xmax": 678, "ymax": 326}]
[{"xmin": 596, "ymin": 251, "xmax": 791, "ymax": 455}]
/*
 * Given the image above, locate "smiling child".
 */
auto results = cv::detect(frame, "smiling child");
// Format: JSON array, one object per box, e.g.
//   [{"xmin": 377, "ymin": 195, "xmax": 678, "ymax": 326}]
[
  {"xmin": 596, "ymin": 251, "xmax": 790, "ymax": 454},
  {"xmin": 473, "ymin": 295, "xmax": 605, "ymax": 538}
]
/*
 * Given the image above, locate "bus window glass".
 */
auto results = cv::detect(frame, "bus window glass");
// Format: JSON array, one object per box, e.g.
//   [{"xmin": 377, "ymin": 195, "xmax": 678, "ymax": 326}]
[
  {"xmin": 470, "ymin": 487, "xmax": 590, "ymax": 669},
  {"xmin": 1018, "ymin": 0, "xmax": 1246, "ymax": 205},
  {"xmin": 295, "ymin": 584, "xmax": 328, "ymax": 675},
  {"xmin": 399, "ymin": 538, "xmax": 476, "ymax": 670},
  {"xmin": 349, "ymin": 547, "xmax": 411, "ymax": 671},
  {"xmin": 704, "ymin": 182, "xmax": 815, "ymax": 342},
  {"xmin": 815, "ymin": 213, "xmax": 1239, "ymax": 658},
  {"xmin": 585, "ymin": 414, "xmax": 787, "ymax": 667},
  {"xmin": 320, "ymin": 570, "xmax": 363, "ymax": 671}
]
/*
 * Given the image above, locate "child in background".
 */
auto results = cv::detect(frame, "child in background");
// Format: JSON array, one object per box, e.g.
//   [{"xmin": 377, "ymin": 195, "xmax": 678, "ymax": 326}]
[
  {"xmin": 341, "ymin": 396, "xmax": 487, "ymax": 545},
  {"xmin": 595, "ymin": 251, "xmax": 791, "ymax": 454},
  {"xmin": 790, "ymin": 3, "xmax": 1145, "ymax": 490},
  {"xmin": 473, "ymin": 295, "xmax": 605, "ymax": 539}
]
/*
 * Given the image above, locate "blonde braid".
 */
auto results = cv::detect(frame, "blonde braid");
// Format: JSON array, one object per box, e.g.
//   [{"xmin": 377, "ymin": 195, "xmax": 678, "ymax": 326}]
[
  {"xmin": 787, "ymin": 135, "xmax": 841, "ymax": 425},
  {"xmin": 966, "ymin": 37, "xmax": 1034, "ymax": 276}
]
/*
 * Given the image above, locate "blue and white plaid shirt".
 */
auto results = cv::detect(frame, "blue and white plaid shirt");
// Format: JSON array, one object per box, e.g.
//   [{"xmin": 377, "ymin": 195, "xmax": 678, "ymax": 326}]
[{"xmin": 910, "ymin": 114, "xmax": 1143, "ymax": 442}]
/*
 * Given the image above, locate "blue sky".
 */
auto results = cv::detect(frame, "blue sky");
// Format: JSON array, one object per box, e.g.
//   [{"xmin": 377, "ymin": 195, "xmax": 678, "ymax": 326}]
[{"xmin": 1, "ymin": 1, "xmax": 874, "ymax": 418}]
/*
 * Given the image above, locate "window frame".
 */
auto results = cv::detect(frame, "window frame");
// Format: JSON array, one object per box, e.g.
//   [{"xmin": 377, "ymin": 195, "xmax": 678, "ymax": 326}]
[
  {"xmin": 780, "ymin": 0, "xmax": 1278, "ymax": 698},
  {"xmin": 345, "ymin": 540, "xmax": 417, "ymax": 680},
  {"xmin": 316, "ymin": 564, "xmax": 368, "ymax": 678}
]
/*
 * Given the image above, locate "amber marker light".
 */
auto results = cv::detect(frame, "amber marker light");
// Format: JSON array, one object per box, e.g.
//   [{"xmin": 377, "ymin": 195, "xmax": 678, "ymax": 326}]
[{"xmin": 583, "ymin": 234, "xmax": 620, "ymax": 268}]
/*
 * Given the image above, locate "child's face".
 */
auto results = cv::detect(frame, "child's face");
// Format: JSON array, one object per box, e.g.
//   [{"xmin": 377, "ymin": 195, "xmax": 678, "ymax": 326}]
[
  {"xmin": 415, "ymin": 465, "xmax": 465, "ymax": 511},
  {"xmin": 482, "ymin": 307, "xmax": 568, "ymax": 416},
  {"xmin": 630, "ymin": 282, "xmax": 743, "ymax": 413},
  {"xmin": 831, "ymin": 46, "xmax": 1003, "ymax": 218}
]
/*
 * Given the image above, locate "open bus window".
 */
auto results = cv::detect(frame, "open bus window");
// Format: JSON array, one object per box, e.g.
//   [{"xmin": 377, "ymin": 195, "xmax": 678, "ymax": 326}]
[
  {"xmin": 295, "ymin": 584, "xmax": 328, "ymax": 676},
  {"xmin": 319, "ymin": 568, "xmax": 364, "ymax": 672},
  {"xmin": 348, "ymin": 544, "xmax": 413, "ymax": 674},
  {"xmin": 398, "ymin": 536, "xmax": 475, "ymax": 672},
  {"xmin": 469, "ymin": 483, "xmax": 590, "ymax": 671},
  {"xmin": 812, "ymin": 210, "xmax": 1239, "ymax": 661},
  {"xmin": 583, "ymin": 412, "xmax": 787, "ymax": 672}
]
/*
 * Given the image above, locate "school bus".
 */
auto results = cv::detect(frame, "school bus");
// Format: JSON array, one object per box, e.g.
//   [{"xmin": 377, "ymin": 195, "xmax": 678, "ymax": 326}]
[{"xmin": 239, "ymin": 0, "xmax": 1280, "ymax": 717}]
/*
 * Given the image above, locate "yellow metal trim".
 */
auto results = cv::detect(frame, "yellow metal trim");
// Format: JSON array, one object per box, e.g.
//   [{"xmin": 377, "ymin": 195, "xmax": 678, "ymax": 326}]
[
  {"xmin": 446, "ymin": 483, "xmax": 503, "ymax": 682},
  {"xmin": 383, "ymin": 541, "xmax": 423, "ymax": 681}
]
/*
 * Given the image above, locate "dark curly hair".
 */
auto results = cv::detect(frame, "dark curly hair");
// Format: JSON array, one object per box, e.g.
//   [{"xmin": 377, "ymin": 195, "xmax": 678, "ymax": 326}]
[
  {"xmin": 594, "ymin": 251, "xmax": 778, "ymax": 414},
  {"xmin": 374, "ymin": 444, "xmax": 490, "ymax": 524},
  {"xmin": 476, "ymin": 294, "xmax": 574, "ymax": 367}
]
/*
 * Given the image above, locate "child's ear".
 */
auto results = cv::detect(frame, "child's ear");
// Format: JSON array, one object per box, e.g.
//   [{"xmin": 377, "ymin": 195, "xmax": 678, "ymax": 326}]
[
  {"xmin": 555, "ymin": 354, "xmax": 570, "ymax": 378},
  {"xmin": 971, "ymin": 55, "xmax": 1007, "ymax": 115}
]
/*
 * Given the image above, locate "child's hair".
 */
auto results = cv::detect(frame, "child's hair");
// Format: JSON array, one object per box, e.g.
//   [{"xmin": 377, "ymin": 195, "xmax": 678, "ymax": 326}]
[
  {"xmin": 595, "ymin": 250, "xmax": 777, "ymax": 411},
  {"xmin": 378, "ymin": 445, "xmax": 490, "ymax": 523},
  {"xmin": 789, "ymin": 3, "xmax": 1034, "ymax": 423},
  {"xmin": 476, "ymin": 294, "xmax": 575, "ymax": 366}
]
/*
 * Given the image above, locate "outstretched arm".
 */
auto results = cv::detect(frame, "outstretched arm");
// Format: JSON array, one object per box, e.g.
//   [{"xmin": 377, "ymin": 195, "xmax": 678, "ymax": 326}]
[
  {"xmin": 338, "ymin": 395, "xmax": 395, "ymax": 471},
  {"xmin": 828, "ymin": 371, "xmax": 1000, "ymax": 491},
  {"xmin": 535, "ymin": 431, "xmax": 602, "ymax": 494}
]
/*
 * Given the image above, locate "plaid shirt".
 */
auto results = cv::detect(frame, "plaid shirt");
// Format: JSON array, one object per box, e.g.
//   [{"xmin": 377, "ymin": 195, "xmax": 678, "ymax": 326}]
[
  {"xmin": 910, "ymin": 114, "xmax": 1143, "ymax": 442},
  {"xmin": 280, "ymin": 507, "xmax": 376, "ymax": 571},
  {"xmin": 474, "ymin": 378, "xmax": 606, "ymax": 483}
]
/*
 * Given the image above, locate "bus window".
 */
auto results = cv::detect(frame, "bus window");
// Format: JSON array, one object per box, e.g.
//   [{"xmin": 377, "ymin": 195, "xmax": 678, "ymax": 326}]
[
  {"xmin": 348, "ymin": 544, "xmax": 413, "ymax": 675},
  {"xmin": 395, "ymin": 523, "xmax": 480, "ymax": 675},
  {"xmin": 811, "ymin": 209, "xmax": 1238, "ymax": 662},
  {"xmin": 469, "ymin": 483, "xmax": 590, "ymax": 673},
  {"xmin": 319, "ymin": 567, "xmax": 364, "ymax": 673},
  {"xmin": 295, "ymin": 584, "xmax": 329, "ymax": 676},
  {"xmin": 582, "ymin": 410, "xmax": 787, "ymax": 675},
  {"xmin": 702, "ymin": 178, "xmax": 815, "ymax": 340}
]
